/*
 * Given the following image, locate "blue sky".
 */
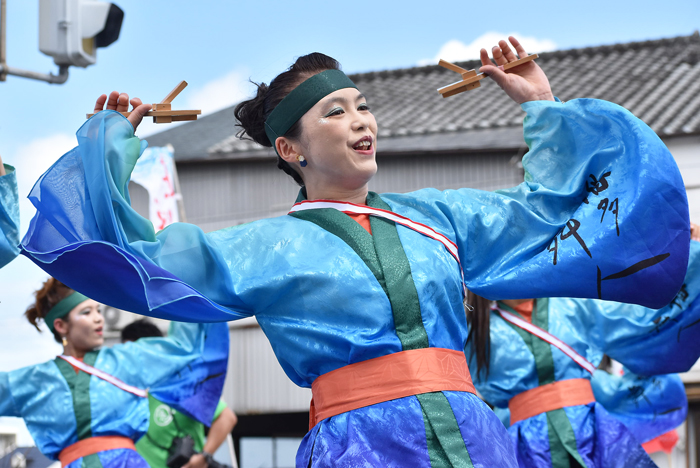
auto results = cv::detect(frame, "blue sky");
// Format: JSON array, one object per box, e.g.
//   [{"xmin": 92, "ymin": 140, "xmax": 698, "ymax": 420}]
[{"xmin": 0, "ymin": 0, "xmax": 698, "ymax": 444}]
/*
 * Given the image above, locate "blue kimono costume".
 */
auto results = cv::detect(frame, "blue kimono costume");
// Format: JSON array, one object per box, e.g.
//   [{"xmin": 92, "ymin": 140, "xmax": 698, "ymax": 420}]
[
  {"xmin": 0, "ymin": 319, "xmax": 228, "ymax": 467},
  {"xmin": 0, "ymin": 193, "xmax": 229, "ymax": 468},
  {"xmin": 492, "ymin": 370, "xmax": 688, "ymax": 467},
  {"xmin": 473, "ymin": 242, "xmax": 700, "ymax": 468},
  {"xmin": 1, "ymin": 98, "xmax": 690, "ymax": 467}
]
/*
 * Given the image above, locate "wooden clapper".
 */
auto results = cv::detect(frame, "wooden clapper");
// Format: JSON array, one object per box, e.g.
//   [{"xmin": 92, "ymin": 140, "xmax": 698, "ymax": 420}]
[
  {"xmin": 87, "ymin": 81, "xmax": 201, "ymax": 123},
  {"xmin": 436, "ymin": 54, "xmax": 539, "ymax": 98}
]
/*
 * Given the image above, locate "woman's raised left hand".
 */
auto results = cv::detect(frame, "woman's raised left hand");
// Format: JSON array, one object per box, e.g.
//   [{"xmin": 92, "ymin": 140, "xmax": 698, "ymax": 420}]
[{"xmin": 479, "ymin": 36, "xmax": 554, "ymax": 104}]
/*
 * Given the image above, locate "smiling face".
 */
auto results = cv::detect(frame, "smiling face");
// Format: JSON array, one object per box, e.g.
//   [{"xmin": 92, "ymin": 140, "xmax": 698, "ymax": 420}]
[
  {"xmin": 54, "ymin": 299, "xmax": 105, "ymax": 353},
  {"xmin": 281, "ymin": 87, "xmax": 378, "ymax": 201}
]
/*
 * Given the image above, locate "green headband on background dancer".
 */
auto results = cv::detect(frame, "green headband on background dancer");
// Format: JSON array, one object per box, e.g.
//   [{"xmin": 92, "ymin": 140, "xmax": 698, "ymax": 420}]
[
  {"xmin": 45, "ymin": 291, "xmax": 89, "ymax": 333},
  {"xmin": 264, "ymin": 69, "xmax": 357, "ymax": 155}
]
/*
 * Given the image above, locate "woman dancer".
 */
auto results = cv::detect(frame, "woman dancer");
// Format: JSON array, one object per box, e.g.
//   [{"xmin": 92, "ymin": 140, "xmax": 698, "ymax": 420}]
[
  {"xmin": 465, "ymin": 236, "xmax": 700, "ymax": 467},
  {"xmin": 0, "ymin": 276, "xmax": 229, "ymax": 468},
  {"xmin": 0, "ymin": 37, "xmax": 691, "ymax": 467}
]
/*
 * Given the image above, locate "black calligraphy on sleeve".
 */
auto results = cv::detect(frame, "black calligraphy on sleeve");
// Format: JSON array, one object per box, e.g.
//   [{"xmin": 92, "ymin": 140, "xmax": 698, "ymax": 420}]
[{"xmin": 547, "ymin": 169, "xmax": 672, "ymax": 300}]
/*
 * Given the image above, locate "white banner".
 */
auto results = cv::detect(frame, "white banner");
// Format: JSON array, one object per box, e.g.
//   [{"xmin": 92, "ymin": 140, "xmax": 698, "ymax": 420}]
[{"xmin": 131, "ymin": 146, "xmax": 180, "ymax": 231}]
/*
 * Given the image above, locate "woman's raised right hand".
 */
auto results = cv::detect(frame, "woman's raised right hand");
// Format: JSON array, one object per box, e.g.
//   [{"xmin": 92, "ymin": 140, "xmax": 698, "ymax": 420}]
[
  {"xmin": 479, "ymin": 36, "xmax": 554, "ymax": 105},
  {"xmin": 93, "ymin": 91, "xmax": 152, "ymax": 132}
]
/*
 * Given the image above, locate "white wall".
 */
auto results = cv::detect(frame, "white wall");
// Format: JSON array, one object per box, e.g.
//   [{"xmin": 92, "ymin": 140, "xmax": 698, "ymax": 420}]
[{"xmin": 667, "ymin": 135, "xmax": 700, "ymax": 221}]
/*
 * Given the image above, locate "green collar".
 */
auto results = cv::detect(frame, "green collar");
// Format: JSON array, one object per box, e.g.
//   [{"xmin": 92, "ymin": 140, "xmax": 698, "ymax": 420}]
[{"xmin": 294, "ymin": 188, "xmax": 379, "ymax": 205}]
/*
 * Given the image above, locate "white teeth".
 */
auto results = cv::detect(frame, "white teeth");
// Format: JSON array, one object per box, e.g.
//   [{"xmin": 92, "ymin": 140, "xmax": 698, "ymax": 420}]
[{"xmin": 355, "ymin": 140, "xmax": 371, "ymax": 149}]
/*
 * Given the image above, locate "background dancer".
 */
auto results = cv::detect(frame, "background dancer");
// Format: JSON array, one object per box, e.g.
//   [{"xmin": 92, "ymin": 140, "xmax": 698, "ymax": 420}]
[
  {"xmin": 0, "ymin": 277, "xmax": 229, "ymax": 467},
  {"xmin": 0, "ymin": 36, "xmax": 691, "ymax": 467},
  {"xmin": 121, "ymin": 319, "xmax": 237, "ymax": 468},
  {"xmin": 465, "ymin": 234, "xmax": 700, "ymax": 467}
]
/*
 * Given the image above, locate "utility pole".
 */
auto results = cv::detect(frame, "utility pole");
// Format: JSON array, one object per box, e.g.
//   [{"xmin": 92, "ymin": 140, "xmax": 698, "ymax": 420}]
[
  {"xmin": 0, "ymin": 0, "xmax": 69, "ymax": 84},
  {"xmin": 0, "ymin": 1, "xmax": 123, "ymax": 85}
]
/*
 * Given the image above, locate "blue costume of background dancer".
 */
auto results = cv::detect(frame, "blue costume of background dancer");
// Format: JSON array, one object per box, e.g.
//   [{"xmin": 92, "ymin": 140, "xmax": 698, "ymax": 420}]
[{"xmin": 471, "ymin": 252, "xmax": 700, "ymax": 468}]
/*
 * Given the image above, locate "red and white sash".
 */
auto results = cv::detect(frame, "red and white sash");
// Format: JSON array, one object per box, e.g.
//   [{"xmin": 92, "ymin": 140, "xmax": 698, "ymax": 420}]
[
  {"xmin": 493, "ymin": 306, "xmax": 597, "ymax": 374},
  {"xmin": 58, "ymin": 355, "xmax": 148, "ymax": 398},
  {"xmin": 289, "ymin": 200, "xmax": 465, "ymax": 292}
]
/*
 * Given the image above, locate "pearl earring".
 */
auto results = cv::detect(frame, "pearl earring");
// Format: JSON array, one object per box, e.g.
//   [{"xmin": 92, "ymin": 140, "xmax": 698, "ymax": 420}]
[{"xmin": 297, "ymin": 155, "xmax": 307, "ymax": 167}]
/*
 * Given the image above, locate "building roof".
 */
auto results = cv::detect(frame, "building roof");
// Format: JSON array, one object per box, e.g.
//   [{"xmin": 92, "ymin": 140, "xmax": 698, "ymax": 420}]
[{"xmin": 146, "ymin": 32, "xmax": 700, "ymax": 163}]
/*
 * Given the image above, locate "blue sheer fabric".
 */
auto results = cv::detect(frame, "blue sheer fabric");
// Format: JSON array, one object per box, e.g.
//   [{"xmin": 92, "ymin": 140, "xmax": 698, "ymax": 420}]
[
  {"xmin": 0, "ymin": 321, "xmax": 228, "ymax": 461},
  {"xmin": 0, "ymin": 98, "xmax": 690, "ymax": 466}
]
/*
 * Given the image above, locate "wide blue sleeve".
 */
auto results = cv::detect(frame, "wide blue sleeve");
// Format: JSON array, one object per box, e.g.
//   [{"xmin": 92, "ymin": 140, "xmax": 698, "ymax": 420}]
[
  {"xmin": 581, "ymin": 240, "xmax": 700, "ymax": 375},
  {"xmin": 20, "ymin": 111, "xmax": 249, "ymax": 322},
  {"xmin": 98, "ymin": 321, "xmax": 229, "ymax": 425},
  {"xmin": 591, "ymin": 369, "xmax": 687, "ymax": 444},
  {"xmin": 433, "ymin": 99, "xmax": 689, "ymax": 307},
  {"xmin": 0, "ymin": 372, "xmax": 20, "ymax": 417},
  {"xmin": 0, "ymin": 165, "xmax": 20, "ymax": 268},
  {"xmin": 20, "ymin": 98, "xmax": 690, "ymax": 322}
]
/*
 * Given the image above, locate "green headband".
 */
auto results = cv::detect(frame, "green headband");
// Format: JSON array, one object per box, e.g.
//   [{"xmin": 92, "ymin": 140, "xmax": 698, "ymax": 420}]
[
  {"xmin": 264, "ymin": 69, "xmax": 358, "ymax": 154},
  {"xmin": 44, "ymin": 291, "xmax": 89, "ymax": 334}
]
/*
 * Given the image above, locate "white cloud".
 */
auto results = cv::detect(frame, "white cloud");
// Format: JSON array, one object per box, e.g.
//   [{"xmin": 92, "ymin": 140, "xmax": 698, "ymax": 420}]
[
  {"xmin": 137, "ymin": 68, "xmax": 254, "ymax": 137},
  {"xmin": 186, "ymin": 67, "xmax": 253, "ymax": 116},
  {"xmin": 419, "ymin": 32, "xmax": 557, "ymax": 65}
]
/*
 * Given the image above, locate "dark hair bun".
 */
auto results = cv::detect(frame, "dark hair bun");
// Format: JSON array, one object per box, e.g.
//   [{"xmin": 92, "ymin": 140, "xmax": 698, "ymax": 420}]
[{"xmin": 235, "ymin": 82, "xmax": 271, "ymax": 147}]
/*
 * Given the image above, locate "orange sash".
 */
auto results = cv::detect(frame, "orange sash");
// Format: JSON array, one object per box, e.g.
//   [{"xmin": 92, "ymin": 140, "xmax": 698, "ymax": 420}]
[
  {"xmin": 509, "ymin": 378, "xmax": 595, "ymax": 424},
  {"xmin": 59, "ymin": 436, "xmax": 136, "ymax": 467},
  {"xmin": 309, "ymin": 347, "xmax": 476, "ymax": 429}
]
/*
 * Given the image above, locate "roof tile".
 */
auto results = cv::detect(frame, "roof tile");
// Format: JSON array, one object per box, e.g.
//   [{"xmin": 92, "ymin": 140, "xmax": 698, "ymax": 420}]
[{"xmin": 146, "ymin": 32, "xmax": 700, "ymax": 161}]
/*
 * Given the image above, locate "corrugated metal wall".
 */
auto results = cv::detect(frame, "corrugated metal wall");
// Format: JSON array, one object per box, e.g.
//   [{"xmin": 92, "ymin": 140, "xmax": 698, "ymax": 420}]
[
  {"xmin": 667, "ymin": 136, "xmax": 700, "ymax": 222},
  {"xmin": 370, "ymin": 153, "xmax": 524, "ymax": 193},
  {"xmin": 177, "ymin": 160, "xmax": 298, "ymax": 232},
  {"xmin": 170, "ymin": 151, "xmax": 523, "ymax": 233}
]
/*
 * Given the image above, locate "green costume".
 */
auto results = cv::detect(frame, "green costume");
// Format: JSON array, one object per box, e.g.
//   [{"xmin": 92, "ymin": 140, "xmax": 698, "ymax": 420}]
[{"xmin": 136, "ymin": 395, "xmax": 227, "ymax": 467}]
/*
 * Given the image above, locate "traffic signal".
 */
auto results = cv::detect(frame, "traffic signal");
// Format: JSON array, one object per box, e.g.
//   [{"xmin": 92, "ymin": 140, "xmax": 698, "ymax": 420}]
[{"xmin": 39, "ymin": 0, "xmax": 124, "ymax": 68}]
